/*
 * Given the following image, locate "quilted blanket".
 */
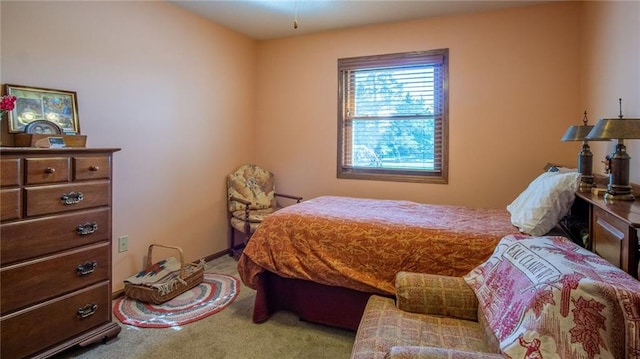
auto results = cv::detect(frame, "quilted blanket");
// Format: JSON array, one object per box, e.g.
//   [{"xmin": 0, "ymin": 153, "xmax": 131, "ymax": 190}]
[
  {"xmin": 238, "ymin": 195, "xmax": 518, "ymax": 295},
  {"xmin": 464, "ymin": 235, "xmax": 640, "ymax": 359}
]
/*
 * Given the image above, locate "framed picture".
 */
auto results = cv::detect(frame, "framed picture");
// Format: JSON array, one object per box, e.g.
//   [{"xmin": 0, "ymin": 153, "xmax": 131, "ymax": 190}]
[{"xmin": 4, "ymin": 84, "xmax": 80, "ymax": 134}]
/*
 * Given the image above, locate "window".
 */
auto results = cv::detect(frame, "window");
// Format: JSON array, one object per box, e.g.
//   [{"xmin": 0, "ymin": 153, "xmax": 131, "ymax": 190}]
[{"xmin": 337, "ymin": 49, "xmax": 449, "ymax": 183}]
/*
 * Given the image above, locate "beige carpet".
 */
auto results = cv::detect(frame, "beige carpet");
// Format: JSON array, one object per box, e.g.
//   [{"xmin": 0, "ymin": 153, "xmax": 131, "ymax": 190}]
[{"xmin": 55, "ymin": 255, "xmax": 356, "ymax": 359}]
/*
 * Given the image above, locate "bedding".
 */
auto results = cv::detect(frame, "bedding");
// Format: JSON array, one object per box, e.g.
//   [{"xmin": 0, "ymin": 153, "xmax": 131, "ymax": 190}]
[
  {"xmin": 237, "ymin": 195, "xmax": 520, "ymax": 296},
  {"xmin": 507, "ymin": 171, "xmax": 580, "ymax": 236}
]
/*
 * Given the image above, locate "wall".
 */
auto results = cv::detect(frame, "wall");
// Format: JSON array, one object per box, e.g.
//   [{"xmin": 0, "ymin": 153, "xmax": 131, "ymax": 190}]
[
  {"xmin": 255, "ymin": 2, "xmax": 582, "ymax": 209},
  {"xmin": 581, "ymin": 1, "xmax": 640, "ymax": 184},
  {"xmin": 1, "ymin": 1, "xmax": 257, "ymax": 291}
]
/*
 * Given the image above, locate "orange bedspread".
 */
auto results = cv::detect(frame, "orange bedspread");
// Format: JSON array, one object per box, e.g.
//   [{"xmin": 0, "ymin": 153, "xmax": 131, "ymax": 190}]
[{"xmin": 237, "ymin": 196, "xmax": 519, "ymax": 295}]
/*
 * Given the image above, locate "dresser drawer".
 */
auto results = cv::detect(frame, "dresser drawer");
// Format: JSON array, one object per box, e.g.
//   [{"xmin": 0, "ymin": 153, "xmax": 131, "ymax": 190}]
[
  {"xmin": 25, "ymin": 180, "xmax": 110, "ymax": 217},
  {"xmin": 1, "ymin": 159, "xmax": 20, "ymax": 187},
  {"xmin": 1, "ymin": 208, "xmax": 110, "ymax": 264},
  {"xmin": 1, "ymin": 243, "xmax": 110, "ymax": 315},
  {"xmin": 0, "ymin": 188, "xmax": 21, "ymax": 222},
  {"xmin": 25, "ymin": 157, "xmax": 71, "ymax": 185},
  {"xmin": 1, "ymin": 282, "xmax": 110, "ymax": 359},
  {"xmin": 592, "ymin": 206, "xmax": 629, "ymax": 270},
  {"xmin": 74, "ymin": 156, "xmax": 111, "ymax": 180}
]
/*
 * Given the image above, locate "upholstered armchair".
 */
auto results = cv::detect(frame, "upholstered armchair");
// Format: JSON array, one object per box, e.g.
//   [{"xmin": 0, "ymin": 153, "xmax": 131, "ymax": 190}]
[
  {"xmin": 227, "ymin": 164, "xmax": 301, "ymax": 257},
  {"xmin": 351, "ymin": 272, "xmax": 503, "ymax": 359}
]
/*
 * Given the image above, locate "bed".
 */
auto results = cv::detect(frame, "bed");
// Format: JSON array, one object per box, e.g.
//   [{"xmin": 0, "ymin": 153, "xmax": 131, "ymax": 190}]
[
  {"xmin": 237, "ymin": 195, "xmax": 523, "ymax": 330},
  {"xmin": 237, "ymin": 171, "xmax": 579, "ymax": 330}
]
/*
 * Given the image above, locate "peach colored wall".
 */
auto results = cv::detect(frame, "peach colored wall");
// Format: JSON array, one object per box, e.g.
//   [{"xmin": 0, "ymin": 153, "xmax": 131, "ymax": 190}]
[
  {"xmin": 581, "ymin": 1, "xmax": 640, "ymax": 184},
  {"xmin": 255, "ymin": 2, "xmax": 582, "ymax": 209},
  {"xmin": 1, "ymin": 1, "xmax": 257, "ymax": 291}
]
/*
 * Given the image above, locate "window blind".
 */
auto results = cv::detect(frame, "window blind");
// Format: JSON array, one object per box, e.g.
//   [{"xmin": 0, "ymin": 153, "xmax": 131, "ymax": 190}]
[{"xmin": 337, "ymin": 49, "xmax": 448, "ymax": 182}]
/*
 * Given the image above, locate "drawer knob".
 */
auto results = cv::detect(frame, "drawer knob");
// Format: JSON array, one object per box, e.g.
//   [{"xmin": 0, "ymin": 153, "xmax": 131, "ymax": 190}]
[
  {"xmin": 77, "ymin": 303, "xmax": 98, "ymax": 319},
  {"xmin": 61, "ymin": 191, "xmax": 84, "ymax": 205},
  {"xmin": 89, "ymin": 165, "xmax": 100, "ymax": 171},
  {"xmin": 77, "ymin": 222, "xmax": 98, "ymax": 235},
  {"xmin": 45, "ymin": 167, "xmax": 56, "ymax": 174},
  {"xmin": 76, "ymin": 261, "xmax": 98, "ymax": 276}
]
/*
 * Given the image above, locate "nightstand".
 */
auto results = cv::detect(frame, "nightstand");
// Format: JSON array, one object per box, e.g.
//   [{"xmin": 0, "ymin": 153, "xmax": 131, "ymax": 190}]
[{"xmin": 574, "ymin": 191, "xmax": 640, "ymax": 279}]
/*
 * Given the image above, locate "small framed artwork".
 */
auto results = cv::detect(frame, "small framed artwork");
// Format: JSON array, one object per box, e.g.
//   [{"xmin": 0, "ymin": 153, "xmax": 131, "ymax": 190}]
[
  {"xmin": 34, "ymin": 136, "xmax": 66, "ymax": 148},
  {"xmin": 47, "ymin": 137, "xmax": 66, "ymax": 148},
  {"xmin": 4, "ymin": 84, "xmax": 80, "ymax": 134}
]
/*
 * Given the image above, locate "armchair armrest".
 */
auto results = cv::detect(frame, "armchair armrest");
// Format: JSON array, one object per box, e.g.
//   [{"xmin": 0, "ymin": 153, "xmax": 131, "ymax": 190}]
[
  {"xmin": 386, "ymin": 346, "xmax": 503, "ymax": 359},
  {"xmin": 274, "ymin": 193, "xmax": 303, "ymax": 203},
  {"xmin": 395, "ymin": 272, "xmax": 478, "ymax": 321},
  {"xmin": 230, "ymin": 196, "xmax": 252, "ymax": 235}
]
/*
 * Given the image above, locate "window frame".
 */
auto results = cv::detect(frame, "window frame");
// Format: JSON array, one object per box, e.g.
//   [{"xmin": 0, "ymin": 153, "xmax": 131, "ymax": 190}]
[{"xmin": 336, "ymin": 49, "xmax": 449, "ymax": 184}]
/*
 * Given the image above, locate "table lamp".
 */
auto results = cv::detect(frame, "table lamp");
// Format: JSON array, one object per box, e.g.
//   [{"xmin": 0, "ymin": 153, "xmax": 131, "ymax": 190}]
[
  {"xmin": 586, "ymin": 99, "xmax": 640, "ymax": 201},
  {"xmin": 561, "ymin": 111, "xmax": 609, "ymax": 192}
]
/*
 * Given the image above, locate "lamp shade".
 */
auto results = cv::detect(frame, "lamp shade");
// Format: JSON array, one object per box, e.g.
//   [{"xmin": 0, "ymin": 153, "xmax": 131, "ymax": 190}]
[
  {"xmin": 562, "ymin": 111, "xmax": 609, "ymax": 142},
  {"xmin": 586, "ymin": 118, "xmax": 640, "ymax": 140},
  {"xmin": 561, "ymin": 125, "xmax": 595, "ymax": 141}
]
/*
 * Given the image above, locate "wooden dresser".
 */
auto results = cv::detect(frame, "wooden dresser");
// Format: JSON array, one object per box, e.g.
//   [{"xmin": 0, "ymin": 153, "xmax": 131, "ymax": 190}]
[
  {"xmin": 574, "ymin": 191, "xmax": 640, "ymax": 280},
  {"xmin": 0, "ymin": 147, "xmax": 121, "ymax": 359}
]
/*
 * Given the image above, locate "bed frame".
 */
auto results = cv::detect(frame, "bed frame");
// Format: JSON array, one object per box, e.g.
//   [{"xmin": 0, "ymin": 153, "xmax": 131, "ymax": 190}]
[{"xmin": 252, "ymin": 270, "xmax": 382, "ymax": 331}]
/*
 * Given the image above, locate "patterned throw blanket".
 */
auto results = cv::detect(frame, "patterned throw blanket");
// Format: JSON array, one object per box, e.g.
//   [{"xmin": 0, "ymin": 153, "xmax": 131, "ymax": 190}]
[
  {"xmin": 125, "ymin": 257, "xmax": 205, "ymax": 296},
  {"xmin": 464, "ymin": 235, "xmax": 640, "ymax": 359}
]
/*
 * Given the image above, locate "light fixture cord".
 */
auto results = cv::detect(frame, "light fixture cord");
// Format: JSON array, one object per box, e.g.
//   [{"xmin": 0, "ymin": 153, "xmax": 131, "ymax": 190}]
[{"xmin": 294, "ymin": 1, "xmax": 299, "ymax": 29}]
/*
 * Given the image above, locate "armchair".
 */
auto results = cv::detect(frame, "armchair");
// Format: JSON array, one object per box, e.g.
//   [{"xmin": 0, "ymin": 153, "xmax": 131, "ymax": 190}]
[
  {"xmin": 351, "ymin": 272, "xmax": 502, "ymax": 359},
  {"xmin": 227, "ymin": 164, "xmax": 301, "ymax": 257}
]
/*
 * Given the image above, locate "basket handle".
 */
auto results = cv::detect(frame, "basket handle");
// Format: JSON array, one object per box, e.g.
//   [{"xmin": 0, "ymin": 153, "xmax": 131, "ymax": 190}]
[{"xmin": 145, "ymin": 244, "xmax": 186, "ymax": 279}]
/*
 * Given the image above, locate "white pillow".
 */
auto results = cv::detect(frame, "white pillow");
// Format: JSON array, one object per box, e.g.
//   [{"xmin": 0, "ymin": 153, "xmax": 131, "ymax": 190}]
[{"xmin": 507, "ymin": 171, "xmax": 580, "ymax": 236}]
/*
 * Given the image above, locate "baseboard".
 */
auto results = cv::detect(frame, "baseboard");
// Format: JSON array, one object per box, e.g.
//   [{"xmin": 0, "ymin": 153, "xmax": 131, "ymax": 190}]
[{"xmin": 112, "ymin": 289, "xmax": 124, "ymax": 299}]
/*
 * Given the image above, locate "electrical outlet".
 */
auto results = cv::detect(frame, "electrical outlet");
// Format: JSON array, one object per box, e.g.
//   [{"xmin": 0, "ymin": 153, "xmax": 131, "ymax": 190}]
[{"xmin": 118, "ymin": 235, "xmax": 128, "ymax": 252}]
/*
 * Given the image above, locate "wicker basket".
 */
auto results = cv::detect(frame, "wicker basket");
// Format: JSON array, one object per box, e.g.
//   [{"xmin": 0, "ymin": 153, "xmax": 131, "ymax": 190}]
[{"xmin": 123, "ymin": 244, "xmax": 204, "ymax": 304}]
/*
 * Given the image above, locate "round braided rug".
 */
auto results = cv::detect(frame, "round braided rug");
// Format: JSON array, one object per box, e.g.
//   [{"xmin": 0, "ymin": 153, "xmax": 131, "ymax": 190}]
[{"xmin": 113, "ymin": 273, "xmax": 240, "ymax": 328}]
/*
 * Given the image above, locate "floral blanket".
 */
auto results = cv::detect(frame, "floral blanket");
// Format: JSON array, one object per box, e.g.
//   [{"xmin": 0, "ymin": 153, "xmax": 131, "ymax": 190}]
[
  {"xmin": 238, "ymin": 195, "xmax": 518, "ymax": 295},
  {"xmin": 464, "ymin": 235, "xmax": 640, "ymax": 359}
]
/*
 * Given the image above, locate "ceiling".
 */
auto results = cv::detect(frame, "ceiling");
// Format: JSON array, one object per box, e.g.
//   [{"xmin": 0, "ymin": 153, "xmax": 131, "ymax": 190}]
[{"xmin": 168, "ymin": 0, "xmax": 552, "ymax": 40}]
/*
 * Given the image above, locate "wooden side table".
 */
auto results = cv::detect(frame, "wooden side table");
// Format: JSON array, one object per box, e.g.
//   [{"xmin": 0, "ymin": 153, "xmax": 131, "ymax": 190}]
[{"xmin": 574, "ymin": 191, "xmax": 640, "ymax": 280}]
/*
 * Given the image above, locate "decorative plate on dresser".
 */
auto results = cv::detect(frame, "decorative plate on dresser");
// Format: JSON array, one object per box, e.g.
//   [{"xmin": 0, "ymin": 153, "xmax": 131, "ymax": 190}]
[{"xmin": 0, "ymin": 147, "xmax": 121, "ymax": 359}]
